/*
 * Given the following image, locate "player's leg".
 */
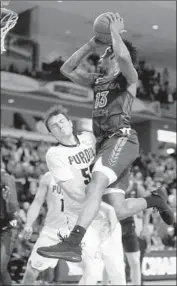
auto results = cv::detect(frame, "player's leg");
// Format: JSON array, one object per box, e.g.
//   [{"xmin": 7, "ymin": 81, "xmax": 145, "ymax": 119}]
[
  {"xmin": 37, "ymin": 132, "xmax": 174, "ymax": 261},
  {"xmin": 37, "ymin": 171, "xmax": 110, "ymax": 261},
  {"xmin": 71, "ymin": 133, "xmax": 140, "ymax": 237},
  {"xmin": 78, "ymin": 254, "xmax": 100, "ymax": 285},
  {"xmin": 122, "ymin": 222, "xmax": 141, "ymax": 285},
  {"xmin": 102, "ymin": 133, "xmax": 174, "ymax": 223},
  {"xmin": 21, "ymin": 261, "xmax": 40, "ymax": 285},
  {"xmin": 101, "ymin": 267, "xmax": 110, "ymax": 285},
  {"xmin": 0, "ymin": 228, "xmax": 17, "ymax": 286},
  {"xmin": 126, "ymin": 251, "xmax": 141, "ymax": 285},
  {"xmin": 101, "ymin": 222, "xmax": 126, "ymax": 285},
  {"xmin": 101, "ymin": 134, "xmax": 147, "ymax": 220},
  {"xmin": 103, "ymin": 186, "xmax": 147, "ymax": 221},
  {"xmin": 78, "ymin": 223, "xmax": 103, "ymax": 285},
  {"xmin": 22, "ymin": 228, "xmax": 59, "ymax": 284}
]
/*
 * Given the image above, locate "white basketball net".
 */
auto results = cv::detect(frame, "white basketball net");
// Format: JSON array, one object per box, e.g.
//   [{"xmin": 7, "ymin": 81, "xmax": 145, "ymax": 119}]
[{"xmin": 1, "ymin": 7, "xmax": 18, "ymax": 53}]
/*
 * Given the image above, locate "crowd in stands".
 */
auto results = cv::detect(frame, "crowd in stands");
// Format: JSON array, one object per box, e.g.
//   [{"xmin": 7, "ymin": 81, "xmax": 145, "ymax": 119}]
[
  {"xmin": 1, "ymin": 134, "xmax": 176, "ymax": 282},
  {"xmin": 1, "ymin": 48, "xmax": 176, "ymax": 282},
  {"xmin": 1, "ymin": 54, "xmax": 176, "ymax": 106},
  {"xmin": 2, "ymin": 136, "xmax": 176, "ymax": 241}
]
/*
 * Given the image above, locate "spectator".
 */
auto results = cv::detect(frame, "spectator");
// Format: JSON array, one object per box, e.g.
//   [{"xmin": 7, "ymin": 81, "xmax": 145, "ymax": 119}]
[
  {"xmin": 1, "ymin": 133, "xmax": 176, "ymax": 283},
  {"xmin": 1, "ymin": 56, "xmax": 176, "ymax": 106}
]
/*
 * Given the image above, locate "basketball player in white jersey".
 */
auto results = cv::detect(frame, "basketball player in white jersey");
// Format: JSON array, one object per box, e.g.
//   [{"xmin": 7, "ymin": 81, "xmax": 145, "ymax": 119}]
[
  {"xmin": 36, "ymin": 105, "xmax": 126, "ymax": 285},
  {"xmin": 22, "ymin": 172, "xmax": 123, "ymax": 285},
  {"xmin": 21, "ymin": 171, "xmax": 67, "ymax": 285},
  {"xmin": 22, "ymin": 172, "xmax": 125, "ymax": 285}
]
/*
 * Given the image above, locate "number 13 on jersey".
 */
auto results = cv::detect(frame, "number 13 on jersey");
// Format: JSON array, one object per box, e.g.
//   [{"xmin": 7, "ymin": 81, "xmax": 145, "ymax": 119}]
[{"xmin": 95, "ymin": 91, "xmax": 109, "ymax": 109}]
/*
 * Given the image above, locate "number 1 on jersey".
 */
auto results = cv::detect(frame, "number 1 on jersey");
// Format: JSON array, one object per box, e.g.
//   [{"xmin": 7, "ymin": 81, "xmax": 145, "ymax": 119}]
[{"xmin": 60, "ymin": 198, "xmax": 64, "ymax": 212}]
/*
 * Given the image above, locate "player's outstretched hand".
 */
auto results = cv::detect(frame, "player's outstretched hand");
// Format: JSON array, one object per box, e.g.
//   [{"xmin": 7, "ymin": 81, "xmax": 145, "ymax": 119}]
[
  {"xmin": 106, "ymin": 12, "xmax": 126, "ymax": 34},
  {"xmin": 23, "ymin": 225, "xmax": 33, "ymax": 240}
]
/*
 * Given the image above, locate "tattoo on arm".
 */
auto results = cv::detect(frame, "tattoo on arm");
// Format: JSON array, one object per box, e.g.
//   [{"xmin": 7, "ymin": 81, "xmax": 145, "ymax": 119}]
[{"xmin": 61, "ymin": 42, "xmax": 93, "ymax": 73}]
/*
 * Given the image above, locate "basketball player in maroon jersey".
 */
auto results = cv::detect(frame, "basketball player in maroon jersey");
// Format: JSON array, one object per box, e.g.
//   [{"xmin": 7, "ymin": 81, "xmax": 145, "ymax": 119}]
[{"xmin": 38, "ymin": 12, "xmax": 174, "ymax": 262}]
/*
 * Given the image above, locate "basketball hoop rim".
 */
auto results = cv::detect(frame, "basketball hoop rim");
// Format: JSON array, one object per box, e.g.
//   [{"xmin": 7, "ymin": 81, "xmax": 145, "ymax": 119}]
[
  {"xmin": 1, "ymin": 7, "xmax": 18, "ymax": 19},
  {"xmin": 1, "ymin": 7, "xmax": 18, "ymax": 54}
]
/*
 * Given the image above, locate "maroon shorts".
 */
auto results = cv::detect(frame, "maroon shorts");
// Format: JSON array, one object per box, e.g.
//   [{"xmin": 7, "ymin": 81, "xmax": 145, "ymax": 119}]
[
  {"xmin": 121, "ymin": 219, "xmax": 140, "ymax": 252},
  {"xmin": 92, "ymin": 129, "xmax": 139, "ymax": 191}
]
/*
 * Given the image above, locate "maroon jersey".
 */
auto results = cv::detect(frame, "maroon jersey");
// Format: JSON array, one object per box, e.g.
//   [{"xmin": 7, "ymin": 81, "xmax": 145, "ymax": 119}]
[{"xmin": 92, "ymin": 72, "xmax": 135, "ymax": 143}]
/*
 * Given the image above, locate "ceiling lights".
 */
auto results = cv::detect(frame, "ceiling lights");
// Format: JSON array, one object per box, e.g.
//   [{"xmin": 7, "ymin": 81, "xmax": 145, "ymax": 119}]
[
  {"xmin": 8, "ymin": 99, "xmax": 14, "ymax": 103},
  {"xmin": 152, "ymin": 25, "xmax": 159, "ymax": 30}
]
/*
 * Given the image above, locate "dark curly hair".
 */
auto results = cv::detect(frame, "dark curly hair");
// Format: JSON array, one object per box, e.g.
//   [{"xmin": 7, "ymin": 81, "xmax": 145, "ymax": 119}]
[
  {"xmin": 108, "ymin": 39, "xmax": 137, "ymax": 66},
  {"xmin": 123, "ymin": 39, "xmax": 137, "ymax": 65}
]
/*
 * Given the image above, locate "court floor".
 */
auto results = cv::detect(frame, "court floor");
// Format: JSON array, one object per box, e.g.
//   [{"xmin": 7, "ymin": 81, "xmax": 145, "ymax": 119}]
[{"xmin": 13, "ymin": 280, "xmax": 176, "ymax": 285}]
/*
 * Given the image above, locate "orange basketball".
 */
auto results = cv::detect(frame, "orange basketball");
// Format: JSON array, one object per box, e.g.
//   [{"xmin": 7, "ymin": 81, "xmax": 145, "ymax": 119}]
[{"xmin": 93, "ymin": 13, "xmax": 112, "ymax": 44}]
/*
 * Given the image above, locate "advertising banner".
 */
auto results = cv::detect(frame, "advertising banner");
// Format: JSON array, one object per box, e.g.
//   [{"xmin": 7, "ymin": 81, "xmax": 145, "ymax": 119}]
[
  {"xmin": 1, "ymin": 72, "xmax": 162, "ymax": 117},
  {"xmin": 1, "ymin": 72, "xmax": 93, "ymax": 103},
  {"xmin": 142, "ymin": 250, "xmax": 176, "ymax": 281}
]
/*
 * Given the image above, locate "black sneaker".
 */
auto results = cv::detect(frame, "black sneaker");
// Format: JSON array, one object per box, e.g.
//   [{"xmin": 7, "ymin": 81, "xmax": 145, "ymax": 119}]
[
  {"xmin": 151, "ymin": 187, "xmax": 174, "ymax": 225},
  {"xmin": 37, "ymin": 235, "xmax": 82, "ymax": 262}
]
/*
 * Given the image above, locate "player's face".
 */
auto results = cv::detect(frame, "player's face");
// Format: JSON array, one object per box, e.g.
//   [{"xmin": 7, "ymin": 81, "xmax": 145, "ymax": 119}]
[
  {"xmin": 48, "ymin": 114, "xmax": 73, "ymax": 140},
  {"xmin": 97, "ymin": 46, "xmax": 119, "ymax": 76}
]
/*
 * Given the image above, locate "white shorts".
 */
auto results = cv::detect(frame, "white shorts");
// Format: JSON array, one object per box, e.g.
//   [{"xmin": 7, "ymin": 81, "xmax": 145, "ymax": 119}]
[
  {"xmin": 66, "ymin": 212, "xmax": 114, "ymax": 262},
  {"xmin": 66, "ymin": 213, "xmax": 102, "ymax": 261},
  {"xmin": 29, "ymin": 225, "xmax": 69, "ymax": 271},
  {"xmin": 101, "ymin": 222, "xmax": 124, "ymax": 259}
]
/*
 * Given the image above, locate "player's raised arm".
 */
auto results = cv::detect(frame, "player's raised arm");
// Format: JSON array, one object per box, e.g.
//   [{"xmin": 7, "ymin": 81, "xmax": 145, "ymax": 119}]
[
  {"xmin": 108, "ymin": 13, "xmax": 138, "ymax": 87},
  {"xmin": 23, "ymin": 173, "xmax": 49, "ymax": 239},
  {"xmin": 60, "ymin": 37, "xmax": 104, "ymax": 87}
]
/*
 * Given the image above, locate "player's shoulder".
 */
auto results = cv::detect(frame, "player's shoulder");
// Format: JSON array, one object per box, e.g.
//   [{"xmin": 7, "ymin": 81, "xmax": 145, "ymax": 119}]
[
  {"xmin": 78, "ymin": 131, "xmax": 96, "ymax": 145},
  {"xmin": 40, "ymin": 171, "xmax": 53, "ymax": 185},
  {"xmin": 43, "ymin": 171, "xmax": 51, "ymax": 180},
  {"xmin": 46, "ymin": 145, "xmax": 62, "ymax": 160}
]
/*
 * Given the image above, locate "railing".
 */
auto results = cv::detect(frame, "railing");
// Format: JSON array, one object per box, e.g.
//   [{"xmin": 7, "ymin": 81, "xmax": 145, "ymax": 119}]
[{"xmin": 1, "ymin": 32, "xmax": 39, "ymax": 70}]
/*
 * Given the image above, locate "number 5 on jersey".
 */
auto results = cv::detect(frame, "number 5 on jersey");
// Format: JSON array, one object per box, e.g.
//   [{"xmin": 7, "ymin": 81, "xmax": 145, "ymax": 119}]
[
  {"xmin": 81, "ymin": 164, "xmax": 93, "ymax": 185},
  {"xmin": 95, "ymin": 91, "xmax": 109, "ymax": 109}
]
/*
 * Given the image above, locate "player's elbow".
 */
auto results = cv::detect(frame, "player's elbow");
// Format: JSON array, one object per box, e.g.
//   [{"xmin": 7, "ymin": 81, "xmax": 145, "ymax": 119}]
[
  {"xmin": 60, "ymin": 63, "xmax": 73, "ymax": 76},
  {"xmin": 131, "ymin": 69, "xmax": 138, "ymax": 83},
  {"xmin": 119, "ymin": 56, "xmax": 138, "ymax": 83}
]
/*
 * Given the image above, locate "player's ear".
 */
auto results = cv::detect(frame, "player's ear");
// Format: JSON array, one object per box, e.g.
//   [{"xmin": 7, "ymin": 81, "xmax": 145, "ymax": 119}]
[
  {"xmin": 69, "ymin": 120, "xmax": 73, "ymax": 128},
  {"xmin": 47, "ymin": 127, "xmax": 51, "ymax": 134}
]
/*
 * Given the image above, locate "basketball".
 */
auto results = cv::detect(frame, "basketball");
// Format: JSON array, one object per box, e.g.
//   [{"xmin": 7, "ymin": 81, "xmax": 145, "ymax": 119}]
[{"xmin": 93, "ymin": 13, "xmax": 112, "ymax": 44}]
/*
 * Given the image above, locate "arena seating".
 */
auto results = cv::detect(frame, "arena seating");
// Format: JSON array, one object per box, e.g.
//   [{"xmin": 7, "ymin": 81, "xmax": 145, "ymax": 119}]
[{"xmin": 1, "ymin": 56, "xmax": 176, "ymax": 106}]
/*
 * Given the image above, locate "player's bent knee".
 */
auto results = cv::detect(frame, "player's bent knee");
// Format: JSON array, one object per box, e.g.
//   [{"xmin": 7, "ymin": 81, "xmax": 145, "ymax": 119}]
[
  {"xmin": 103, "ymin": 190, "xmax": 128, "ymax": 220},
  {"xmin": 115, "ymin": 205, "xmax": 129, "ymax": 220},
  {"xmin": 91, "ymin": 171, "xmax": 110, "ymax": 188},
  {"xmin": 117, "ymin": 199, "xmax": 139, "ymax": 220},
  {"xmin": 92, "ymin": 157, "xmax": 117, "ymax": 186}
]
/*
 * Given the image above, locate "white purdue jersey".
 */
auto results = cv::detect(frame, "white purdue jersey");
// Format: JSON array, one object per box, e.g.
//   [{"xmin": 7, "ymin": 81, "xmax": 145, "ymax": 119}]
[
  {"xmin": 46, "ymin": 132, "xmax": 96, "ymax": 218},
  {"xmin": 44, "ymin": 173, "xmax": 67, "ymax": 229}
]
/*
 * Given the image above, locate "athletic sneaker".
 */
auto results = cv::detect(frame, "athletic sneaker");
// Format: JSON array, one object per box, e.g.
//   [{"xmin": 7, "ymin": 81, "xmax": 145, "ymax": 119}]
[
  {"xmin": 37, "ymin": 236, "xmax": 82, "ymax": 262},
  {"xmin": 151, "ymin": 187, "xmax": 174, "ymax": 225}
]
